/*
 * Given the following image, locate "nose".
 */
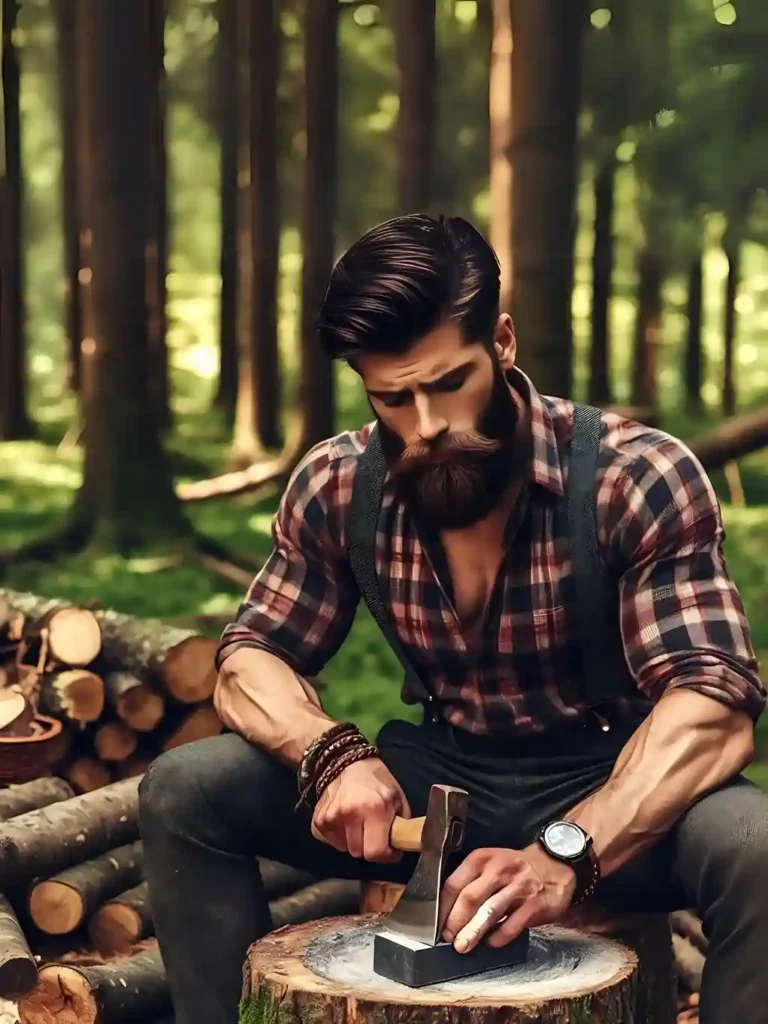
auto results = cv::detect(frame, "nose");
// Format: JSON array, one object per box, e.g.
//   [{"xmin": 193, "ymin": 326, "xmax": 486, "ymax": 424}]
[{"xmin": 414, "ymin": 394, "xmax": 448, "ymax": 442}]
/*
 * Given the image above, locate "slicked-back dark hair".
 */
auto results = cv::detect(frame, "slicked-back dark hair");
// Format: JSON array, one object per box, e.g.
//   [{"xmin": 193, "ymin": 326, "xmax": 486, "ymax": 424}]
[{"xmin": 316, "ymin": 214, "xmax": 501, "ymax": 361}]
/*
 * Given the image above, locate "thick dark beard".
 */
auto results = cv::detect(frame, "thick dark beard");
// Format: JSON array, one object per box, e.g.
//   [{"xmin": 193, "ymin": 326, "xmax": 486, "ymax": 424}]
[{"xmin": 378, "ymin": 369, "xmax": 522, "ymax": 530}]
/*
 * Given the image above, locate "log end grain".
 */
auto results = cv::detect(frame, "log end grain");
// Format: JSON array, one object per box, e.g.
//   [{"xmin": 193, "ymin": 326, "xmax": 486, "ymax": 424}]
[
  {"xmin": 161, "ymin": 636, "xmax": 218, "ymax": 703},
  {"xmin": 43, "ymin": 608, "xmax": 102, "ymax": 668},
  {"xmin": 94, "ymin": 722, "xmax": 138, "ymax": 763},
  {"xmin": 161, "ymin": 703, "xmax": 222, "ymax": 751},
  {"xmin": 88, "ymin": 902, "xmax": 144, "ymax": 956},
  {"xmin": 18, "ymin": 964, "xmax": 97, "ymax": 1024},
  {"xmin": 63, "ymin": 758, "xmax": 112, "ymax": 794},
  {"xmin": 0, "ymin": 894, "xmax": 38, "ymax": 998},
  {"xmin": 28, "ymin": 881, "xmax": 84, "ymax": 936}
]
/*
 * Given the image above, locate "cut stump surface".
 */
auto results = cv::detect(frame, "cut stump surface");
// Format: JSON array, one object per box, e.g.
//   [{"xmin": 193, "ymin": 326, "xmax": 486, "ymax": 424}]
[{"xmin": 242, "ymin": 914, "xmax": 638, "ymax": 1023}]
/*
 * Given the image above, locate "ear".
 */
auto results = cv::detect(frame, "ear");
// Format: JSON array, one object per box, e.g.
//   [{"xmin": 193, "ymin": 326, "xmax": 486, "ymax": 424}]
[{"xmin": 492, "ymin": 315, "xmax": 516, "ymax": 370}]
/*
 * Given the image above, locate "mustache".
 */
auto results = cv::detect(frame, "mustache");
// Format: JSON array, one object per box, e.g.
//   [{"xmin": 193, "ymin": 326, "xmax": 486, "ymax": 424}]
[{"xmin": 392, "ymin": 430, "xmax": 502, "ymax": 473}]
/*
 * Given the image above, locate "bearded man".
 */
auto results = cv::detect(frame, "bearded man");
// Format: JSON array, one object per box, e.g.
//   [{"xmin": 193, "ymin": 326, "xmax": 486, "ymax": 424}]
[{"xmin": 139, "ymin": 215, "xmax": 767, "ymax": 1024}]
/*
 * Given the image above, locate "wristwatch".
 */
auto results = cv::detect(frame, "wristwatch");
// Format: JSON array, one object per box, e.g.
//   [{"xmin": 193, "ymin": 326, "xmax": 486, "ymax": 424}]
[{"xmin": 537, "ymin": 820, "xmax": 600, "ymax": 905}]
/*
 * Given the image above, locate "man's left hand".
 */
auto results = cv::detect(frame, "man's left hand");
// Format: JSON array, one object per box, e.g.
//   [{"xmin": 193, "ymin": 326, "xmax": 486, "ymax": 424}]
[{"xmin": 440, "ymin": 845, "xmax": 576, "ymax": 953}]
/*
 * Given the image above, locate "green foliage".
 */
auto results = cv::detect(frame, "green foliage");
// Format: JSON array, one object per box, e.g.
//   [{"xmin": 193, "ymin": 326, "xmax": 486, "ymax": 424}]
[{"xmin": 238, "ymin": 989, "xmax": 281, "ymax": 1024}]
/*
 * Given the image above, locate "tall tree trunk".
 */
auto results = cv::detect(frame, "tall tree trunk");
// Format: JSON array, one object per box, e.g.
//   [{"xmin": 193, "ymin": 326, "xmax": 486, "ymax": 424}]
[
  {"xmin": 509, "ymin": 0, "xmax": 586, "ymax": 398},
  {"xmin": 0, "ymin": 0, "xmax": 32, "ymax": 440},
  {"xmin": 722, "ymin": 241, "xmax": 740, "ymax": 418},
  {"xmin": 630, "ymin": 249, "xmax": 663, "ymax": 408},
  {"xmin": 249, "ymin": 0, "xmax": 282, "ymax": 450},
  {"xmin": 489, "ymin": 0, "xmax": 513, "ymax": 314},
  {"xmin": 215, "ymin": 0, "xmax": 238, "ymax": 421},
  {"xmin": 588, "ymin": 157, "xmax": 615, "ymax": 405},
  {"xmin": 684, "ymin": 253, "xmax": 703, "ymax": 416},
  {"xmin": 394, "ymin": 0, "xmax": 436, "ymax": 214},
  {"xmin": 55, "ymin": 0, "xmax": 82, "ymax": 395},
  {"xmin": 73, "ymin": 0, "xmax": 188, "ymax": 552},
  {"xmin": 231, "ymin": 0, "xmax": 257, "ymax": 464},
  {"xmin": 299, "ymin": 0, "xmax": 338, "ymax": 449},
  {"xmin": 145, "ymin": 0, "xmax": 170, "ymax": 431}
]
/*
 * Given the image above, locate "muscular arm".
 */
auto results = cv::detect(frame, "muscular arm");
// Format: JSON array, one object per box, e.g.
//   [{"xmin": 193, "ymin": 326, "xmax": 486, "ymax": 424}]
[
  {"xmin": 572, "ymin": 436, "xmax": 764, "ymax": 875},
  {"xmin": 214, "ymin": 443, "xmax": 360, "ymax": 765},
  {"xmin": 568, "ymin": 689, "xmax": 753, "ymax": 875}
]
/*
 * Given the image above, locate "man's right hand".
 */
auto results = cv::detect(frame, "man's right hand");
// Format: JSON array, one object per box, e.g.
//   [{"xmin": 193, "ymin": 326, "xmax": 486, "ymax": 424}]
[{"xmin": 311, "ymin": 757, "xmax": 410, "ymax": 862}]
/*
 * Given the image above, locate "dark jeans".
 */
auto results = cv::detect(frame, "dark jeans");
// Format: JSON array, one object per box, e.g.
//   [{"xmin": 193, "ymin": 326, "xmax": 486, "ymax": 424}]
[{"xmin": 139, "ymin": 714, "xmax": 768, "ymax": 1024}]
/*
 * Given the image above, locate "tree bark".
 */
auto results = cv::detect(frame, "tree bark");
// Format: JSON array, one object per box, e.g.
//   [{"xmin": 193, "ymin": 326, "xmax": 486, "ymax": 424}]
[
  {"xmin": 54, "ymin": 0, "xmax": 82, "ymax": 393},
  {"xmin": 144, "ymin": 0, "xmax": 171, "ymax": 432},
  {"xmin": 684, "ymin": 254, "xmax": 703, "ymax": 415},
  {"xmin": 0, "ymin": 776, "xmax": 139, "ymax": 890},
  {"xmin": 72, "ymin": 0, "xmax": 189, "ymax": 552},
  {"xmin": 299, "ymin": 0, "xmax": 338, "ymax": 449},
  {"xmin": 0, "ymin": 893, "xmax": 37, "ymax": 998},
  {"xmin": 631, "ymin": 248, "xmax": 663, "ymax": 408},
  {"xmin": 88, "ymin": 880, "xmax": 152, "ymax": 955},
  {"xmin": 509, "ymin": 0, "xmax": 586, "ymax": 398},
  {"xmin": 215, "ymin": 0, "xmax": 239, "ymax": 420},
  {"xmin": 722, "ymin": 241, "xmax": 740, "ymax": 417},
  {"xmin": 0, "ymin": 0, "xmax": 32, "ymax": 440},
  {"xmin": 0, "ymin": 777, "xmax": 74, "ymax": 821},
  {"xmin": 249, "ymin": 0, "xmax": 282, "ymax": 450},
  {"xmin": 19, "ymin": 946, "xmax": 170, "ymax": 1024},
  {"xmin": 489, "ymin": 0, "xmax": 513, "ymax": 313},
  {"xmin": 269, "ymin": 879, "xmax": 360, "ymax": 929},
  {"xmin": 394, "ymin": 0, "xmax": 436, "ymax": 215},
  {"xmin": 588, "ymin": 157, "xmax": 615, "ymax": 405},
  {"xmin": 28, "ymin": 841, "xmax": 143, "ymax": 935},
  {"xmin": 243, "ymin": 916, "xmax": 638, "ymax": 1023}
]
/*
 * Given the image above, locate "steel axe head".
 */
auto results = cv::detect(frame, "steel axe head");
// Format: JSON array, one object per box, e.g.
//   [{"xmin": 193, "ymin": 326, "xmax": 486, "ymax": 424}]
[{"xmin": 384, "ymin": 783, "xmax": 468, "ymax": 946}]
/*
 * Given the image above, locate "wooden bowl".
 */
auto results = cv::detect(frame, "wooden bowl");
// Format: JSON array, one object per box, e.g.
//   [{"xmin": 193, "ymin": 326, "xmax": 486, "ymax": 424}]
[{"xmin": 0, "ymin": 715, "xmax": 70, "ymax": 783}]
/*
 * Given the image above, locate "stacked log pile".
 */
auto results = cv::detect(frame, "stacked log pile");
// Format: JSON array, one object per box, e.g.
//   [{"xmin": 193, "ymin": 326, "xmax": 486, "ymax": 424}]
[
  {"xmin": 0, "ymin": 589, "xmax": 224, "ymax": 788},
  {"xmin": 0, "ymin": 776, "xmax": 360, "ymax": 1021}
]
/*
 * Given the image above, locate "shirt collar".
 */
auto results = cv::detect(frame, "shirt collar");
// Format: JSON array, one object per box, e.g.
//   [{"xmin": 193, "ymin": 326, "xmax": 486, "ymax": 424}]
[{"xmin": 508, "ymin": 367, "xmax": 565, "ymax": 497}]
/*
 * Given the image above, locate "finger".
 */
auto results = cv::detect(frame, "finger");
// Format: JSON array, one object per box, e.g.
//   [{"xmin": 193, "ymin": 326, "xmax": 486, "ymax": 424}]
[
  {"xmin": 453, "ymin": 880, "xmax": 527, "ymax": 953},
  {"xmin": 441, "ymin": 873, "xmax": 504, "ymax": 942},
  {"xmin": 362, "ymin": 813, "xmax": 400, "ymax": 863},
  {"xmin": 485, "ymin": 896, "xmax": 544, "ymax": 948},
  {"xmin": 345, "ymin": 817, "xmax": 365, "ymax": 859}
]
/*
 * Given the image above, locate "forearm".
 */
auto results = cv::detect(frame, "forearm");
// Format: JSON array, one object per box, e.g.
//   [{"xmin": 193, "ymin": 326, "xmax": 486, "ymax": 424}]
[
  {"xmin": 567, "ymin": 689, "xmax": 755, "ymax": 876},
  {"xmin": 214, "ymin": 648, "xmax": 338, "ymax": 767}
]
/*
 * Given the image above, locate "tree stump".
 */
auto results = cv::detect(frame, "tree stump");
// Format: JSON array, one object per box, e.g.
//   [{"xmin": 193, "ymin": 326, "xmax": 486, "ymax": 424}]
[
  {"xmin": 241, "ymin": 914, "xmax": 638, "ymax": 1023},
  {"xmin": 359, "ymin": 881, "xmax": 677, "ymax": 1024}
]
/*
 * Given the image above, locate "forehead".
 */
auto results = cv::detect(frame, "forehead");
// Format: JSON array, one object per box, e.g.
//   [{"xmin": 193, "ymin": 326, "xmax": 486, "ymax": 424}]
[{"xmin": 356, "ymin": 322, "xmax": 481, "ymax": 391}]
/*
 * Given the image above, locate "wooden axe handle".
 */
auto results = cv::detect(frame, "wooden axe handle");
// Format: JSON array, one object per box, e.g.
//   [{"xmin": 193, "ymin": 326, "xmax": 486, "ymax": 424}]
[{"xmin": 389, "ymin": 815, "xmax": 425, "ymax": 852}]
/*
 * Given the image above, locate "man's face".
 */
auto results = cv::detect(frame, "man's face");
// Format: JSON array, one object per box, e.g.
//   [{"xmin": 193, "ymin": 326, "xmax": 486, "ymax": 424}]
[{"xmin": 355, "ymin": 318, "xmax": 522, "ymax": 530}]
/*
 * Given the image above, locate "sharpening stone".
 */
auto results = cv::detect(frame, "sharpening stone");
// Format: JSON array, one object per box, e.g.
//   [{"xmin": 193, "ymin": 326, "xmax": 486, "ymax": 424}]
[{"xmin": 373, "ymin": 927, "xmax": 530, "ymax": 987}]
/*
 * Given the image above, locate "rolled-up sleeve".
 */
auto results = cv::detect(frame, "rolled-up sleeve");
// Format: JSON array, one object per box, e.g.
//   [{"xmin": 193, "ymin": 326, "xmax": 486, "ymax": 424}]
[
  {"xmin": 216, "ymin": 442, "xmax": 359, "ymax": 677},
  {"xmin": 609, "ymin": 437, "xmax": 765, "ymax": 720}
]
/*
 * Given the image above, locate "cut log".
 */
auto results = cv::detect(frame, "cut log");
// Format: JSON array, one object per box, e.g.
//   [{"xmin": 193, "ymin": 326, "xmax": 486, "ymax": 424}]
[
  {"xmin": 18, "ymin": 944, "xmax": 170, "ymax": 1024},
  {"xmin": 88, "ymin": 881, "xmax": 152, "ymax": 956},
  {"xmin": 259, "ymin": 860, "xmax": 318, "ymax": 901},
  {"xmin": 113, "ymin": 755, "xmax": 155, "ymax": 781},
  {"xmin": 0, "ymin": 777, "xmax": 74, "ymax": 820},
  {"xmin": 270, "ymin": 879, "xmax": 360, "ymax": 930},
  {"xmin": 161, "ymin": 703, "xmax": 222, "ymax": 751},
  {"xmin": 94, "ymin": 723, "xmax": 139, "ymax": 762},
  {"xmin": 38, "ymin": 670, "xmax": 105, "ymax": 724},
  {"xmin": 0, "ymin": 689, "xmax": 35, "ymax": 737},
  {"xmin": 105, "ymin": 672, "xmax": 164, "ymax": 732},
  {"xmin": 28, "ymin": 841, "xmax": 144, "ymax": 936},
  {"xmin": 672, "ymin": 933, "xmax": 704, "ymax": 994},
  {"xmin": 0, "ymin": 894, "xmax": 38, "ymax": 998},
  {"xmin": 64, "ymin": 757, "xmax": 113, "ymax": 794},
  {"xmin": 36, "ymin": 607, "xmax": 102, "ymax": 667},
  {"xmin": 242, "ymin": 915, "xmax": 638, "ymax": 1023},
  {"xmin": 96, "ymin": 607, "xmax": 217, "ymax": 704},
  {"xmin": 0, "ymin": 776, "xmax": 139, "ymax": 890}
]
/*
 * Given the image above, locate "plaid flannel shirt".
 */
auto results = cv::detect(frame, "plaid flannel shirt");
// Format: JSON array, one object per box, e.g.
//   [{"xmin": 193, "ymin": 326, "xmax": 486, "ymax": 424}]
[{"xmin": 217, "ymin": 371, "xmax": 765, "ymax": 736}]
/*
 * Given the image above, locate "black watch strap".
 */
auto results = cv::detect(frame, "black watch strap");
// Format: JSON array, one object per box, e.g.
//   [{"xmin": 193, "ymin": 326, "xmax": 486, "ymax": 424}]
[{"xmin": 538, "ymin": 823, "xmax": 601, "ymax": 905}]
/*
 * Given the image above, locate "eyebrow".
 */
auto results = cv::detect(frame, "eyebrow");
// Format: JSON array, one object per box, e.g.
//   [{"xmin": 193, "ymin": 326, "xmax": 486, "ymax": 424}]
[{"xmin": 367, "ymin": 360, "xmax": 474, "ymax": 400}]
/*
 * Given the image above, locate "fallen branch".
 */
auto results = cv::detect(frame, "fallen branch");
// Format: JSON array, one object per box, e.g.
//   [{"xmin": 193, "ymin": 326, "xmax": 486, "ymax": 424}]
[
  {"xmin": 0, "ymin": 777, "xmax": 74, "ymax": 821},
  {"xmin": 689, "ymin": 406, "xmax": 768, "ymax": 470},
  {"xmin": 0, "ymin": 894, "xmax": 38, "ymax": 998}
]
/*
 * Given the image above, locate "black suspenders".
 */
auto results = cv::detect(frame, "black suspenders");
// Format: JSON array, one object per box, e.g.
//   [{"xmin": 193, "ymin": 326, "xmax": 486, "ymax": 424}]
[{"xmin": 347, "ymin": 405, "xmax": 630, "ymax": 717}]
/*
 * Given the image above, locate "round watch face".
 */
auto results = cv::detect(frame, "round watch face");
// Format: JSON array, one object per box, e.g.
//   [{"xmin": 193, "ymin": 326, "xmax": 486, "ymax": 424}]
[{"xmin": 543, "ymin": 821, "xmax": 587, "ymax": 860}]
